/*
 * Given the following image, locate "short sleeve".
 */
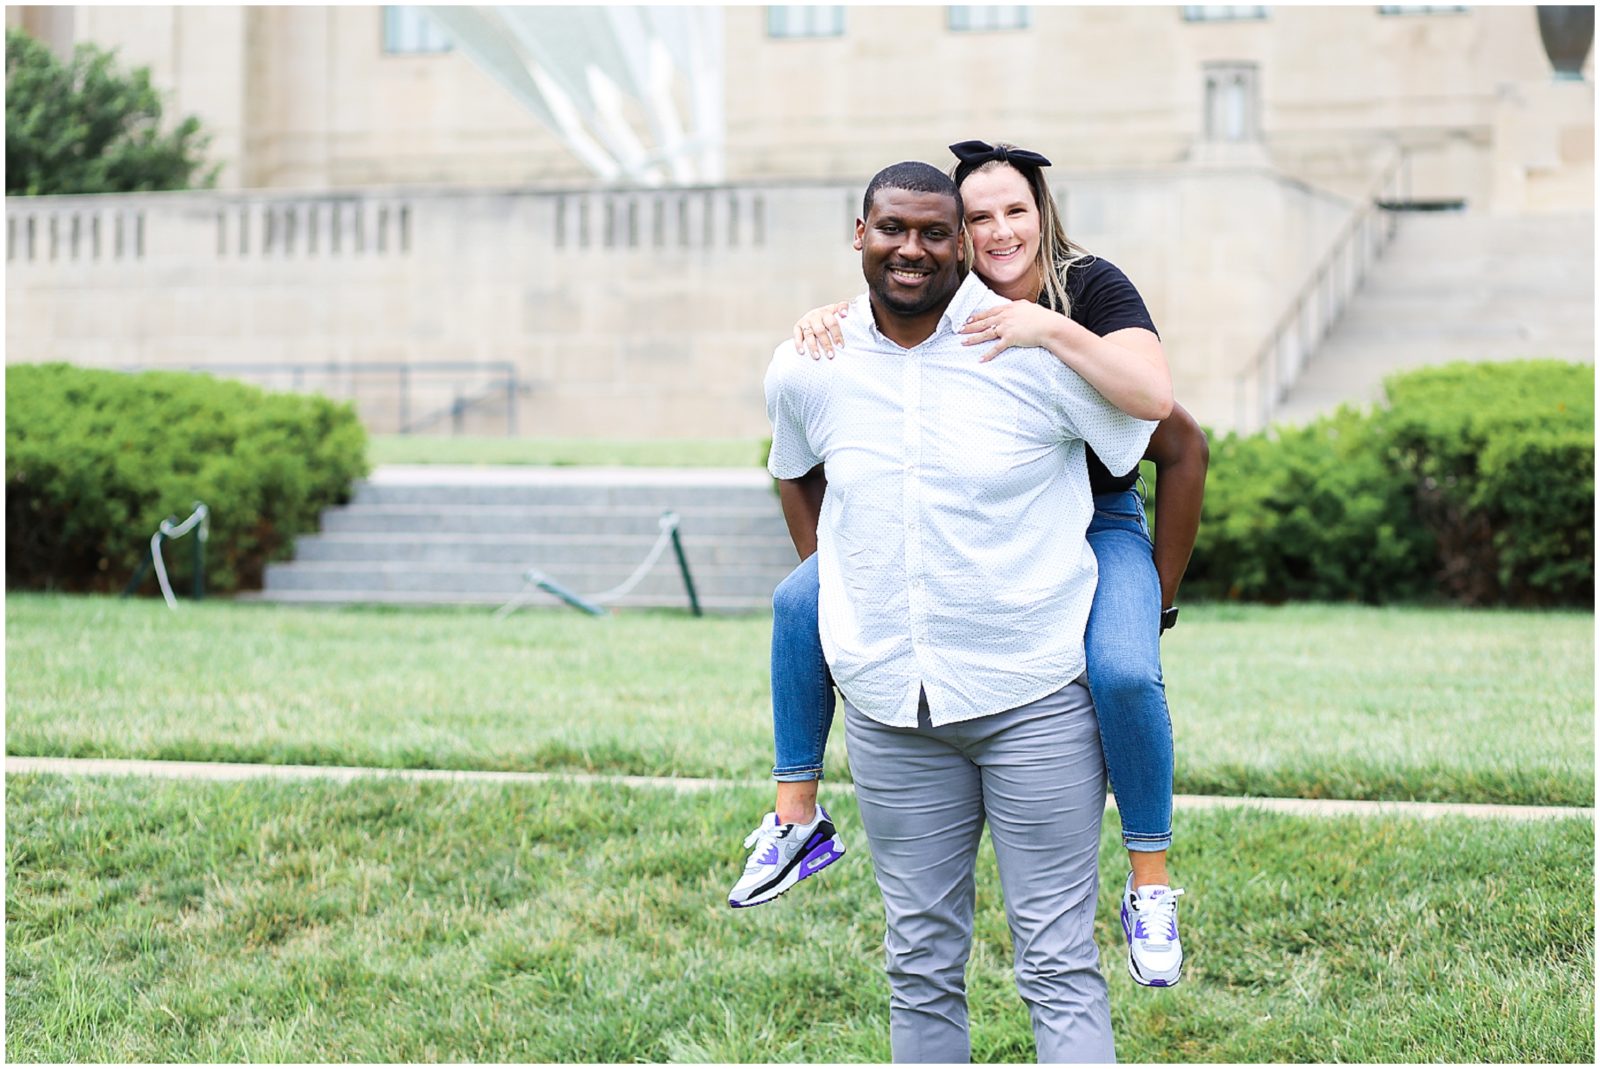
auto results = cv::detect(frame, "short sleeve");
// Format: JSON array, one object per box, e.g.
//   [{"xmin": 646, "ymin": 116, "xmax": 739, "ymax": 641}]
[
  {"xmin": 1065, "ymin": 257, "xmax": 1159, "ymax": 339},
  {"xmin": 764, "ymin": 345, "xmax": 824, "ymax": 479},
  {"xmin": 1051, "ymin": 366, "xmax": 1156, "ymax": 478}
]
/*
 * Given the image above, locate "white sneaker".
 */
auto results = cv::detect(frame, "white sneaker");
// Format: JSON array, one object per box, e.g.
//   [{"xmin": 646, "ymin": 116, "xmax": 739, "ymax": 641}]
[
  {"xmin": 1121, "ymin": 873, "xmax": 1185, "ymax": 987},
  {"xmin": 727, "ymin": 806, "xmax": 845, "ymax": 908}
]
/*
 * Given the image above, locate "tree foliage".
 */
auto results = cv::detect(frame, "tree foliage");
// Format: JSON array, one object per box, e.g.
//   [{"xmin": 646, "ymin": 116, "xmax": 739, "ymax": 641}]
[{"xmin": 5, "ymin": 26, "xmax": 218, "ymax": 196}]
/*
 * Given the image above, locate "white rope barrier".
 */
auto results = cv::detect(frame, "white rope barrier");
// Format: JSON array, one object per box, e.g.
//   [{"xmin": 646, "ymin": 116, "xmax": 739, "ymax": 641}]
[
  {"xmin": 150, "ymin": 504, "xmax": 210, "ymax": 610},
  {"xmin": 495, "ymin": 511, "xmax": 680, "ymax": 618}
]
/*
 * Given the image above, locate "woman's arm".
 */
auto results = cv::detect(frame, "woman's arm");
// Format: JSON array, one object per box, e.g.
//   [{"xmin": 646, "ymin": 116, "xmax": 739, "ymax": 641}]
[
  {"xmin": 1143, "ymin": 402, "xmax": 1209, "ymax": 610},
  {"xmin": 792, "ymin": 302, "xmax": 853, "ymax": 359},
  {"xmin": 778, "ymin": 464, "xmax": 827, "ymax": 559},
  {"xmin": 960, "ymin": 302, "xmax": 1173, "ymax": 420}
]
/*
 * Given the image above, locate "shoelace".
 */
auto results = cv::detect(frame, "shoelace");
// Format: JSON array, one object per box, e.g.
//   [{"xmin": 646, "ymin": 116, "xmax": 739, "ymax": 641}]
[
  {"xmin": 1130, "ymin": 887, "xmax": 1185, "ymax": 942},
  {"xmin": 741, "ymin": 820, "xmax": 785, "ymax": 869}
]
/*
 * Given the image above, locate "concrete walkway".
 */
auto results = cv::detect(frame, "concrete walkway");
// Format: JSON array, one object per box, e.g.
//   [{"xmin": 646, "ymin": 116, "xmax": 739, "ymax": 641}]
[{"xmin": 7, "ymin": 756, "xmax": 1591, "ymax": 823}]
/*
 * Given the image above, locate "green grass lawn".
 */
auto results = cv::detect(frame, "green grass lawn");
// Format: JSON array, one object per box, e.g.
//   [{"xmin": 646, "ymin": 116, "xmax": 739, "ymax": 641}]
[
  {"xmin": 366, "ymin": 435, "xmax": 768, "ymax": 469},
  {"xmin": 5, "ymin": 595, "xmax": 1593, "ymax": 806},
  {"xmin": 5, "ymin": 773, "xmax": 1591, "ymax": 1063}
]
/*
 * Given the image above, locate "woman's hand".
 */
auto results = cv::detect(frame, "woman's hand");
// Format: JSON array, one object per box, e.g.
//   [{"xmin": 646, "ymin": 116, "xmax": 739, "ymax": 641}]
[
  {"xmin": 959, "ymin": 300, "xmax": 1064, "ymax": 363},
  {"xmin": 792, "ymin": 301, "xmax": 852, "ymax": 359}
]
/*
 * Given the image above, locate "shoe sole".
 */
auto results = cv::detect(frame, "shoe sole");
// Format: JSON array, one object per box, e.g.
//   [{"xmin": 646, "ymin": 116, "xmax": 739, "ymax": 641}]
[
  {"xmin": 728, "ymin": 836, "xmax": 845, "ymax": 908},
  {"xmin": 1121, "ymin": 906, "xmax": 1183, "ymax": 988}
]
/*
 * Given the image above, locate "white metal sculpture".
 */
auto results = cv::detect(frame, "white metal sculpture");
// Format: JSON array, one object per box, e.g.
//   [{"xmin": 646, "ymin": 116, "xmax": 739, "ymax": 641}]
[{"xmin": 424, "ymin": 5, "xmax": 725, "ymax": 186}]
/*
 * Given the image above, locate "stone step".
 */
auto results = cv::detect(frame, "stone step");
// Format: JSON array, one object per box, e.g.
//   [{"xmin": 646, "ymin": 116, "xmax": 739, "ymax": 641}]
[
  {"xmin": 246, "ymin": 588, "xmax": 768, "ymax": 613},
  {"xmin": 318, "ymin": 504, "xmax": 789, "ymax": 538},
  {"xmin": 264, "ymin": 466, "xmax": 797, "ymax": 611},
  {"xmin": 262, "ymin": 559, "xmax": 786, "ymax": 599},
  {"xmin": 291, "ymin": 532, "xmax": 801, "ymax": 567},
  {"xmin": 1275, "ymin": 211, "xmax": 1594, "ymax": 425},
  {"xmin": 349, "ymin": 482, "xmax": 779, "ymax": 509}
]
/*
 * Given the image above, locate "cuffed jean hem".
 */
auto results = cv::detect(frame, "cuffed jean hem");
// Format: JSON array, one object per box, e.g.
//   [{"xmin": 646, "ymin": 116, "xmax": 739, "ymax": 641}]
[
  {"xmin": 1122, "ymin": 834, "xmax": 1172, "ymax": 853},
  {"xmin": 772, "ymin": 766, "xmax": 825, "ymax": 782}
]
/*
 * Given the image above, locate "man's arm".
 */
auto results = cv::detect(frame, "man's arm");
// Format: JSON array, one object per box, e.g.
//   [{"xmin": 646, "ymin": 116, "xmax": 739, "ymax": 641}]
[
  {"xmin": 778, "ymin": 464, "xmax": 827, "ymax": 560},
  {"xmin": 1144, "ymin": 402, "xmax": 1209, "ymax": 611}
]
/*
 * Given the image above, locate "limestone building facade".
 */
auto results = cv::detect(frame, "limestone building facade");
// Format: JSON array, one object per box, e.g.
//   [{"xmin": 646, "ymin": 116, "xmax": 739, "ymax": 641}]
[{"xmin": 6, "ymin": 5, "xmax": 1593, "ymax": 435}]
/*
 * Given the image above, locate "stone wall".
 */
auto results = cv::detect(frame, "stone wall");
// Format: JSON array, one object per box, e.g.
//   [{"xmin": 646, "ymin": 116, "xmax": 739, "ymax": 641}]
[{"xmin": 7, "ymin": 169, "xmax": 1356, "ymax": 435}]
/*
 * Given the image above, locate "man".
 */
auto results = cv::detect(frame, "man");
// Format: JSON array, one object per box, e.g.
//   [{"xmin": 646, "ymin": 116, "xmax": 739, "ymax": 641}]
[{"xmin": 764, "ymin": 162, "xmax": 1156, "ymax": 1063}]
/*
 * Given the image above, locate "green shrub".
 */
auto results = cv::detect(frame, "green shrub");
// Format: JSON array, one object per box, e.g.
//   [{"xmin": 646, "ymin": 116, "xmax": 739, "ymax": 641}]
[
  {"xmin": 1186, "ymin": 360, "xmax": 1593, "ymax": 607},
  {"xmin": 1475, "ymin": 428, "xmax": 1594, "ymax": 603},
  {"xmin": 5, "ymin": 363, "xmax": 367, "ymax": 594},
  {"xmin": 1380, "ymin": 360, "xmax": 1594, "ymax": 606},
  {"xmin": 1184, "ymin": 406, "xmax": 1435, "ymax": 603}
]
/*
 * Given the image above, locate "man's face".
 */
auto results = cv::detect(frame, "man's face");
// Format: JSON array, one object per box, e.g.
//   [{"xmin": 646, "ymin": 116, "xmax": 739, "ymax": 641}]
[{"xmin": 854, "ymin": 188, "xmax": 963, "ymax": 320}]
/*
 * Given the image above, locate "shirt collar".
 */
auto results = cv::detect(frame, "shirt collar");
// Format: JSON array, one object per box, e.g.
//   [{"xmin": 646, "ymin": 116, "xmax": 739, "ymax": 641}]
[{"xmin": 855, "ymin": 272, "xmax": 998, "ymax": 349}]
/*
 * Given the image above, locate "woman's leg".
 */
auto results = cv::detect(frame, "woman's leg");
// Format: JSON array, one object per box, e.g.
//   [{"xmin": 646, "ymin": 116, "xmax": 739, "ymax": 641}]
[
  {"xmin": 769, "ymin": 552, "xmax": 836, "ymax": 822},
  {"xmin": 1085, "ymin": 489, "xmax": 1184, "ymax": 984},
  {"xmin": 728, "ymin": 553, "xmax": 843, "ymax": 907},
  {"xmin": 1083, "ymin": 489, "xmax": 1174, "ymax": 874}
]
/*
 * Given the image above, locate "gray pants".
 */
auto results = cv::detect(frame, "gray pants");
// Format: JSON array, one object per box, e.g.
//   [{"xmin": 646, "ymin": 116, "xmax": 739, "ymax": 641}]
[{"xmin": 844, "ymin": 679, "xmax": 1114, "ymax": 1064}]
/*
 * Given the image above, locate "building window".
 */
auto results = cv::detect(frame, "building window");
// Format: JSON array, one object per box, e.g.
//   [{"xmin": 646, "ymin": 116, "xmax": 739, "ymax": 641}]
[
  {"xmin": 1182, "ymin": 6, "xmax": 1269, "ymax": 20},
  {"xmin": 1377, "ymin": 6, "xmax": 1468, "ymax": 13},
  {"xmin": 949, "ymin": 6, "xmax": 1031, "ymax": 32},
  {"xmin": 1203, "ymin": 61, "xmax": 1261, "ymax": 142},
  {"xmin": 383, "ymin": 6, "xmax": 452, "ymax": 54},
  {"xmin": 767, "ymin": 6, "xmax": 846, "ymax": 38}
]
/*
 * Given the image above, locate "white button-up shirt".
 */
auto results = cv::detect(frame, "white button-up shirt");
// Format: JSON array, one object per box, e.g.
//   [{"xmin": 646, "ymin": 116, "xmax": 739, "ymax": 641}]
[{"xmin": 765, "ymin": 273, "xmax": 1157, "ymax": 728}]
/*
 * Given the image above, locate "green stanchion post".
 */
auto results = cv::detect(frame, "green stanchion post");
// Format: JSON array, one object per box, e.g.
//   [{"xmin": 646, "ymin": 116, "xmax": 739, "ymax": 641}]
[
  {"xmin": 123, "ymin": 545, "xmax": 156, "ymax": 598},
  {"xmin": 668, "ymin": 519, "xmax": 702, "ymax": 617},
  {"xmin": 193, "ymin": 524, "xmax": 205, "ymax": 601},
  {"xmin": 534, "ymin": 572, "xmax": 607, "ymax": 616}
]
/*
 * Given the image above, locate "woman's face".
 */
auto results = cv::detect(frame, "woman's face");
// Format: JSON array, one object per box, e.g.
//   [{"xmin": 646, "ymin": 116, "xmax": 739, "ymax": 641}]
[{"xmin": 959, "ymin": 163, "xmax": 1042, "ymax": 301}]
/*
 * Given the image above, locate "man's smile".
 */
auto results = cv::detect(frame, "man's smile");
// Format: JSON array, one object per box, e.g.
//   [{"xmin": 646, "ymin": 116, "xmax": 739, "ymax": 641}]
[{"xmin": 887, "ymin": 264, "xmax": 933, "ymax": 285}]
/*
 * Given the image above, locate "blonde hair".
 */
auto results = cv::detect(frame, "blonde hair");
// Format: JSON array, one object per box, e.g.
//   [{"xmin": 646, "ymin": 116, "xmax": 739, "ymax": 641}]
[{"xmin": 951, "ymin": 147, "xmax": 1090, "ymax": 316}]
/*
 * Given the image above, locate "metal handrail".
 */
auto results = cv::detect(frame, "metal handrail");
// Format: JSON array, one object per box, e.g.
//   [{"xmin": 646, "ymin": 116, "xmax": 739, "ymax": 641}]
[{"xmin": 1232, "ymin": 148, "xmax": 1409, "ymax": 433}]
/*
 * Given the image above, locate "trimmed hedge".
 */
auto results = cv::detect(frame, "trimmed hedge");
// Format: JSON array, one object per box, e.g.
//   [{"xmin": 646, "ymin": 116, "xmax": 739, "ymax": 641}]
[
  {"xmin": 6, "ymin": 363, "xmax": 368, "ymax": 594},
  {"xmin": 1381, "ymin": 360, "xmax": 1593, "ymax": 606},
  {"xmin": 1178, "ymin": 406, "xmax": 1435, "ymax": 604},
  {"xmin": 1186, "ymin": 360, "xmax": 1594, "ymax": 607}
]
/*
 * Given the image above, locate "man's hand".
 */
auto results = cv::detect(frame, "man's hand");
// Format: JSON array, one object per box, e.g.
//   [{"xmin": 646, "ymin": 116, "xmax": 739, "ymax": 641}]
[{"xmin": 959, "ymin": 300, "xmax": 1062, "ymax": 363}]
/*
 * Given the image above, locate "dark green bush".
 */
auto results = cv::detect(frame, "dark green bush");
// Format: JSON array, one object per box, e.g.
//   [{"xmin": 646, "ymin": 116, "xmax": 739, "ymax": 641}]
[
  {"xmin": 1379, "ymin": 360, "xmax": 1594, "ymax": 606},
  {"xmin": 1185, "ymin": 360, "xmax": 1594, "ymax": 607},
  {"xmin": 6, "ymin": 363, "xmax": 367, "ymax": 594},
  {"xmin": 1184, "ymin": 405, "xmax": 1435, "ymax": 603}
]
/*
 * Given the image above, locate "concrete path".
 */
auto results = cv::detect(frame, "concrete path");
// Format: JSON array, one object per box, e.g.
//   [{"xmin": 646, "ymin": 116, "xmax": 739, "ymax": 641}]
[{"xmin": 7, "ymin": 756, "xmax": 1590, "ymax": 823}]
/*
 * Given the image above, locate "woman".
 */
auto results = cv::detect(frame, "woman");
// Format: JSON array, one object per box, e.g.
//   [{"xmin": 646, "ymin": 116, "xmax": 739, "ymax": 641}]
[{"xmin": 730, "ymin": 140, "xmax": 1208, "ymax": 989}]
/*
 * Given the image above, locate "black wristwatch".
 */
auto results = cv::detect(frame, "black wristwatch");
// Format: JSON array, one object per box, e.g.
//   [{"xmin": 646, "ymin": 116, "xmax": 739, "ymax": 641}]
[{"xmin": 1160, "ymin": 606, "xmax": 1179, "ymax": 633}]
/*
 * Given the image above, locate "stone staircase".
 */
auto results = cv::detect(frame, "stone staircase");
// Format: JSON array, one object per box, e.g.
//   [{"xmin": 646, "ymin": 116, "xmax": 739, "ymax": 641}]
[
  {"xmin": 1273, "ymin": 212, "xmax": 1595, "ymax": 425},
  {"xmin": 257, "ymin": 465, "xmax": 797, "ymax": 612}
]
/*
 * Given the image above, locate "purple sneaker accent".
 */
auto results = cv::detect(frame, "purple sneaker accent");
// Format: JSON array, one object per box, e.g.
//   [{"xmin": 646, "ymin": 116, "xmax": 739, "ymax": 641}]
[{"xmin": 799, "ymin": 840, "xmax": 843, "ymax": 877}]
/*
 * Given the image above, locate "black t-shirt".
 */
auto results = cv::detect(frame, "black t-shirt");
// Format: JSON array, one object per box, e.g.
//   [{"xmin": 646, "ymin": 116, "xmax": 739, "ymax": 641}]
[{"xmin": 1040, "ymin": 256, "xmax": 1159, "ymax": 494}]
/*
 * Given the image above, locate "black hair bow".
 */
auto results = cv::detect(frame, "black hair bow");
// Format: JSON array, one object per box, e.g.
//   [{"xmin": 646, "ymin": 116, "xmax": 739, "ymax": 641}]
[{"xmin": 949, "ymin": 140, "xmax": 1052, "ymax": 184}]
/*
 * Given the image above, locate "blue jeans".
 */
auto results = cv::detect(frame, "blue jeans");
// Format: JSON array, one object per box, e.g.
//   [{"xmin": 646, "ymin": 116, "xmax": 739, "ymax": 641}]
[{"xmin": 769, "ymin": 487, "xmax": 1175, "ymax": 851}]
